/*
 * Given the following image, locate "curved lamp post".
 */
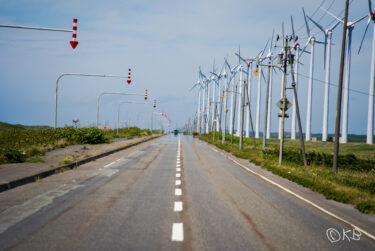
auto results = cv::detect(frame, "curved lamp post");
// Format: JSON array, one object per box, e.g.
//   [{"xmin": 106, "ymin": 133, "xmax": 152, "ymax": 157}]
[
  {"xmin": 117, "ymin": 101, "xmax": 150, "ymax": 135},
  {"xmin": 97, "ymin": 91, "xmax": 145, "ymax": 128},
  {"xmin": 54, "ymin": 73, "xmax": 128, "ymax": 129}
]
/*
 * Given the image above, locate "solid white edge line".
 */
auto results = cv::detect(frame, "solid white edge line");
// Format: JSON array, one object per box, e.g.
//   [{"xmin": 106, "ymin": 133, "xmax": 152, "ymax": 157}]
[
  {"xmin": 209, "ymin": 145, "xmax": 375, "ymax": 241},
  {"xmin": 172, "ymin": 223, "xmax": 184, "ymax": 241},
  {"xmin": 174, "ymin": 201, "xmax": 183, "ymax": 212}
]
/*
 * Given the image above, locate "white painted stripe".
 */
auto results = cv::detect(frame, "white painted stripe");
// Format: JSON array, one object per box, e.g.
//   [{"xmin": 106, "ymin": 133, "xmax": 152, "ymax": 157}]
[
  {"xmin": 176, "ymin": 173, "xmax": 181, "ymax": 178},
  {"xmin": 209, "ymin": 145, "xmax": 375, "ymax": 241},
  {"xmin": 174, "ymin": 201, "xmax": 183, "ymax": 212},
  {"xmin": 176, "ymin": 164, "xmax": 181, "ymax": 167},
  {"xmin": 104, "ymin": 161, "xmax": 116, "ymax": 168},
  {"xmin": 175, "ymin": 188, "xmax": 182, "ymax": 196},
  {"xmin": 172, "ymin": 223, "xmax": 184, "ymax": 241},
  {"xmin": 176, "ymin": 168, "xmax": 181, "ymax": 172},
  {"xmin": 175, "ymin": 180, "xmax": 181, "ymax": 186}
]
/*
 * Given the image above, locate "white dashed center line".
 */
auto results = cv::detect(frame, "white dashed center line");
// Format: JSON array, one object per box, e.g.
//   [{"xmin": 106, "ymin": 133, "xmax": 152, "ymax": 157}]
[
  {"xmin": 172, "ymin": 223, "xmax": 184, "ymax": 241},
  {"xmin": 171, "ymin": 135, "xmax": 184, "ymax": 242},
  {"xmin": 175, "ymin": 188, "xmax": 182, "ymax": 196},
  {"xmin": 174, "ymin": 201, "xmax": 183, "ymax": 212}
]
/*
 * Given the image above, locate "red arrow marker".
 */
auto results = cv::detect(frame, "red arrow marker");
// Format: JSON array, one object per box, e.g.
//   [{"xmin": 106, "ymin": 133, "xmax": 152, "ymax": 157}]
[{"xmin": 70, "ymin": 19, "xmax": 79, "ymax": 49}]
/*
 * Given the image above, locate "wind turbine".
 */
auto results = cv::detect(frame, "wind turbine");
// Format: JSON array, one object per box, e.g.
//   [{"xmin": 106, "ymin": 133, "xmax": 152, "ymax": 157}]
[
  {"xmin": 307, "ymin": 15, "xmax": 341, "ymax": 142},
  {"xmin": 290, "ymin": 16, "xmax": 310, "ymax": 140},
  {"xmin": 321, "ymin": 7, "xmax": 367, "ymax": 143},
  {"xmin": 224, "ymin": 59, "xmax": 241, "ymax": 141},
  {"xmin": 301, "ymin": 8, "xmax": 325, "ymax": 141},
  {"xmin": 358, "ymin": 0, "xmax": 375, "ymax": 145},
  {"xmin": 190, "ymin": 76, "xmax": 204, "ymax": 133},
  {"xmin": 211, "ymin": 62, "xmax": 226, "ymax": 133},
  {"xmin": 265, "ymin": 30, "xmax": 276, "ymax": 139},
  {"xmin": 199, "ymin": 66, "xmax": 209, "ymax": 133},
  {"xmin": 235, "ymin": 50, "xmax": 255, "ymax": 138},
  {"xmin": 254, "ymin": 41, "xmax": 269, "ymax": 139}
]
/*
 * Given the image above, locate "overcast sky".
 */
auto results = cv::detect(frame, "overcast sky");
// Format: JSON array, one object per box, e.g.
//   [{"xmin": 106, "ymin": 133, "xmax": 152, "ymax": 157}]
[{"xmin": 0, "ymin": 0, "xmax": 373, "ymax": 135}]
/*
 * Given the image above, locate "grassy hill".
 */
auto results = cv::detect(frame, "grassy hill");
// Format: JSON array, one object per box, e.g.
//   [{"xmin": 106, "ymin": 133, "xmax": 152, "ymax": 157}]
[{"xmin": 0, "ymin": 122, "xmax": 51, "ymax": 132}]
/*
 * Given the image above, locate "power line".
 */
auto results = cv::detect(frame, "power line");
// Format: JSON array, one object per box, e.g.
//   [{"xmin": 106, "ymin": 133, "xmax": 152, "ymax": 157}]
[{"xmin": 296, "ymin": 72, "xmax": 373, "ymax": 97}]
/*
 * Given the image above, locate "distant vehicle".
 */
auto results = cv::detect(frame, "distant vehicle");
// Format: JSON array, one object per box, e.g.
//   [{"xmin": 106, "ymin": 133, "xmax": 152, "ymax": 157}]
[{"xmin": 173, "ymin": 130, "xmax": 178, "ymax": 135}]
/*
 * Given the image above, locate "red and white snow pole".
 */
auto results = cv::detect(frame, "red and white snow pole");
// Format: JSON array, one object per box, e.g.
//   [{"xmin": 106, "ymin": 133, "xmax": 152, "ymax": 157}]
[
  {"xmin": 127, "ymin": 68, "xmax": 132, "ymax": 84},
  {"xmin": 70, "ymin": 19, "xmax": 79, "ymax": 49},
  {"xmin": 144, "ymin": 89, "xmax": 148, "ymax": 100},
  {"xmin": 0, "ymin": 18, "xmax": 79, "ymax": 49}
]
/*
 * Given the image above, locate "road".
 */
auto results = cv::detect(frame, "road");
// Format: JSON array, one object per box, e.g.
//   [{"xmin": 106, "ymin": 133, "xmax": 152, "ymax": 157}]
[{"xmin": 0, "ymin": 134, "xmax": 374, "ymax": 250}]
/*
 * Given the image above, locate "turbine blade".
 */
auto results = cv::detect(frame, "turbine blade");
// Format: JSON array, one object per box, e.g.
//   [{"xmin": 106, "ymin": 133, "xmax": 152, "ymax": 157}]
[
  {"xmin": 261, "ymin": 69, "xmax": 266, "ymax": 82},
  {"xmin": 270, "ymin": 28, "xmax": 275, "ymax": 52},
  {"xmin": 330, "ymin": 20, "xmax": 342, "ymax": 31},
  {"xmin": 261, "ymin": 39, "xmax": 270, "ymax": 57},
  {"xmin": 369, "ymin": 0, "xmax": 373, "ymax": 16},
  {"xmin": 320, "ymin": 6, "xmax": 344, "ymax": 24},
  {"xmin": 307, "ymin": 15, "xmax": 325, "ymax": 33},
  {"xmin": 352, "ymin": 15, "xmax": 368, "ymax": 25},
  {"xmin": 291, "ymin": 16, "xmax": 295, "ymax": 38},
  {"xmin": 302, "ymin": 8, "xmax": 310, "ymax": 37},
  {"xmin": 358, "ymin": 18, "xmax": 371, "ymax": 54}
]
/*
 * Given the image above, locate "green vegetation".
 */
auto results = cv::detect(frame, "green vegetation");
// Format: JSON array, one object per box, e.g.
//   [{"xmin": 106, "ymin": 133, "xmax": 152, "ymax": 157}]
[
  {"xmin": 198, "ymin": 133, "xmax": 375, "ymax": 214},
  {"xmin": 0, "ymin": 121, "xmax": 51, "ymax": 132},
  {"xmin": 0, "ymin": 122, "xmax": 154, "ymax": 165},
  {"xmin": 60, "ymin": 156, "xmax": 72, "ymax": 165}
]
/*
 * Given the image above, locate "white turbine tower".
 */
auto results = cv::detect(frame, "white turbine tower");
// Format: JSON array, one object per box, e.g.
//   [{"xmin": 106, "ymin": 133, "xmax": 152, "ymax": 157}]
[
  {"xmin": 191, "ymin": 74, "xmax": 205, "ymax": 133},
  {"xmin": 265, "ymin": 30, "xmax": 275, "ymax": 139},
  {"xmin": 321, "ymin": 7, "xmax": 367, "ymax": 143},
  {"xmin": 254, "ymin": 42, "xmax": 268, "ymax": 139},
  {"xmin": 358, "ymin": 0, "xmax": 375, "ymax": 145},
  {"xmin": 301, "ymin": 8, "xmax": 325, "ymax": 141},
  {"xmin": 307, "ymin": 16, "xmax": 341, "ymax": 142},
  {"xmin": 235, "ymin": 52, "xmax": 255, "ymax": 138},
  {"xmin": 224, "ymin": 59, "xmax": 241, "ymax": 138},
  {"xmin": 290, "ymin": 16, "xmax": 310, "ymax": 140},
  {"xmin": 199, "ymin": 67, "xmax": 209, "ymax": 133}
]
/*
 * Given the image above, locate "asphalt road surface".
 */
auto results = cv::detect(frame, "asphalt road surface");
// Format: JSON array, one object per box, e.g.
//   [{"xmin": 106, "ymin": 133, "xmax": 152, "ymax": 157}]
[{"xmin": 0, "ymin": 134, "xmax": 374, "ymax": 250}]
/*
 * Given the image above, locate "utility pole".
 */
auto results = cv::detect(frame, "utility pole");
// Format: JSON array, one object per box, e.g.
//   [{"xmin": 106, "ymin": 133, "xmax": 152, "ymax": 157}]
[
  {"xmin": 274, "ymin": 27, "xmax": 306, "ymax": 165},
  {"xmin": 288, "ymin": 47, "xmax": 308, "ymax": 166},
  {"xmin": 239, "ymin": 69, "xmax": 245, "ymax": 149},
  {"xmin": 279, "ymin": 37, "xmax": 288, "ymax": 164},
  {"xmin": 333, "ymin": 0, "xmax": 350, "ymax": 173},
  {"xmin": 231, "ymin": 85, "xmax": 238, "ymax": 144},
  {"xmin": 245, "ymin": 83, "xmax": 257, "ymax": 150}
]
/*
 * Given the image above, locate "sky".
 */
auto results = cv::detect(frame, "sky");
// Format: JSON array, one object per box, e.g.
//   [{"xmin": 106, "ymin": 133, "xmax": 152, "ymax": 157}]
[{"xmin": 0, "ymin": 0, "xmax": 373, "ymax": 135}]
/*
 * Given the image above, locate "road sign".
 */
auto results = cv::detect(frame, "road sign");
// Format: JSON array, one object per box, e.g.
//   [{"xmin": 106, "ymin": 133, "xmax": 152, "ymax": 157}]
[{"xmin": 276, "ymin": 98, "xmax": 292, "ymax": 111}]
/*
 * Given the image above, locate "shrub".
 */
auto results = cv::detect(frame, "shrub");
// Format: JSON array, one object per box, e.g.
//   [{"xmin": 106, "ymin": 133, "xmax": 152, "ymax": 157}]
[{"xmin": 0, "ymin": 148, "xmax": 26, "ymax": 163}]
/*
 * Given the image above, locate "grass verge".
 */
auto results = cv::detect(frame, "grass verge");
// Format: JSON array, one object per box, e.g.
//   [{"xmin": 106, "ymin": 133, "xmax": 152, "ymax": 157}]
[{"xmin": 198, "ymin": 133, "xmax": 375, "ymax": 214}]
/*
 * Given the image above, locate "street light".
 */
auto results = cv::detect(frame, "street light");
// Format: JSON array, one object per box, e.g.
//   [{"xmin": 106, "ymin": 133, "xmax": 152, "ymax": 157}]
[
  {"xmin": 97, "ymin": 91, "xmax": 146, "ymax": 128},
  {"xmin": 0, "ymin": 19, "xmax": 79, "ymax": 49},
  {"xmin": 117, "ymin": 101, "xmax": 150, "ymax": 135},
  {"xmin": 54, "ymin": 73, "xmax": 129, "ymax": 129}
]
